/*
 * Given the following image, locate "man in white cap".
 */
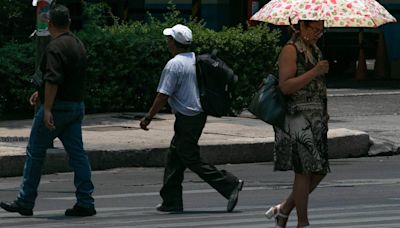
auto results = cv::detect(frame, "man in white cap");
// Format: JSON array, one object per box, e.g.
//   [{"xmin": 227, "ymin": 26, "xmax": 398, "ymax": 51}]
[{"xmin": 140, "ymin": 24, "xmax": 243, "ymax": 213}]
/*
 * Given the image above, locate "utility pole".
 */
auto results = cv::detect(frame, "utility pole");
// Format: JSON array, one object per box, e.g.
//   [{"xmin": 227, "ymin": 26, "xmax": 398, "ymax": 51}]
[{"xmin": 33, "ymin": 0, "xmax": 54, "ymax": 148}]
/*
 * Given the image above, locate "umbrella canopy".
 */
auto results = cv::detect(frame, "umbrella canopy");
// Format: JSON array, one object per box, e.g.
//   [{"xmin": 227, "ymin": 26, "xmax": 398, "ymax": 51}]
[{"xmin": 250, "ymin": 0, "xmax": 397, "ymax": 27}]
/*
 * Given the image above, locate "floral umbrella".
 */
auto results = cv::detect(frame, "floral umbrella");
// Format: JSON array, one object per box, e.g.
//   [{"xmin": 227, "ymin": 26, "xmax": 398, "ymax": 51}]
[{"xmin": 250, "ymin": 0, "xmax": 396, "ymax": 27}]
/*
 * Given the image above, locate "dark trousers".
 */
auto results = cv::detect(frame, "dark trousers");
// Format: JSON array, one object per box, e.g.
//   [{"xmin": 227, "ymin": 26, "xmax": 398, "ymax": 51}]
[{"xmin": 160, "ymin": 112, "xmax": 238, "ymax": 208}]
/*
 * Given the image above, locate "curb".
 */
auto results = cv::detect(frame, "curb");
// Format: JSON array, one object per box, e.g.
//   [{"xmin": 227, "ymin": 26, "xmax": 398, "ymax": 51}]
[{"xmin": 0, "ymin": 129, "xmax": 370, "ymax": 177}]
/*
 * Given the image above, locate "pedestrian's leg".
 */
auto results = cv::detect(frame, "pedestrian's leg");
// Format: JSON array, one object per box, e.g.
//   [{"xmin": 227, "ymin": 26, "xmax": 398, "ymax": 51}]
[
  {"xmin": 275, "ymin": 173, "xmax": 325, "ymax": 227},
  {"xmin": 293, "ymin": 173, "xmax": 311, "ymax": 227},
  {"xmin": 17, "ymin": 107, "xmax": 56, "ymax": 209},
  {"xmin": 188, "ymin": 161, "xmax": 238, "ymax": 199},
  {"xmin": 58, "ymin": 116, "xmax": 94, "ymax": 208},
  {"xmin": 310, "ymin": 174, "xmax": 325, "ymax": 190},
  {"xmin": 174, "ymin": 113, "xmax": 238, "ymax": 199},
  {"xmin": 159, "ymin": 135, "xmax": 186, "ymax": 209}
]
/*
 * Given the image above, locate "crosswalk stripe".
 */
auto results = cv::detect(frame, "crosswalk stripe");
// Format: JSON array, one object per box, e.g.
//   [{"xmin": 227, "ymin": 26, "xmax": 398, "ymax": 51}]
[
  {"xmin": 1, "ymin": 203, "xmax": 399, "ymax": 228},
  {"xmin": 340, "ymin": 223, "xmax": 400, "ymax": 228},
  {"xmin": 44, "ymin": 178, "xmax": 400, "ymax": 200},
  {"xmin": 327, "ymin": 90, "xmax": 400, "ymax": 97},
  {"xmin": 306, "ymin": 215, "xmax": 400, "ymax": 227}
]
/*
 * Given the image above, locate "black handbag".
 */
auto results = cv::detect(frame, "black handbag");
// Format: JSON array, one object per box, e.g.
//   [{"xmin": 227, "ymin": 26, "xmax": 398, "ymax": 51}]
[{"xmin": 248, "ymin": 74, "xmax": 286, "ymax": 128}]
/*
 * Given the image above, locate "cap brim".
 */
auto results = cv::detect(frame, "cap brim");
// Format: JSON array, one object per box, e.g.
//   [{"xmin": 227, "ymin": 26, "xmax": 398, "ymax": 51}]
[{"xmin": 163, "ymin": 28, "xmax": 173, "ymax": 36}]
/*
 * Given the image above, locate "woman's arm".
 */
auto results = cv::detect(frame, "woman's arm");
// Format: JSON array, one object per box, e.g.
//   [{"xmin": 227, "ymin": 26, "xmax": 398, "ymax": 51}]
[{"xmin": 278, "ymin": 45, "xmax": 328, "ymax": 95}]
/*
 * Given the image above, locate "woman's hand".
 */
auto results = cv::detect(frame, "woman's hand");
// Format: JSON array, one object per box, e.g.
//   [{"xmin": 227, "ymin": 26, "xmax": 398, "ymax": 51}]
[{"xmin": 312, "ymin": 60, "xmax": 329, "ymax": 76}]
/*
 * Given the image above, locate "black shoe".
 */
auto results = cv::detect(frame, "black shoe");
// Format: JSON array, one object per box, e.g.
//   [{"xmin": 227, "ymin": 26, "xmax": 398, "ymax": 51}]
[
  {"xmin": 227, "ymin": 180, "xmax": 244, "ymax": 212},
  {"xmin": 65, "ymin": 204, "xmax": 96, "ymax": 216},
  {"xmin": 156, "ymin": 203, "xmax": 183, "ymax": 213},
  {"xmin": 0, "ymin": 200, "xmax": 33, "ymax": 216}
]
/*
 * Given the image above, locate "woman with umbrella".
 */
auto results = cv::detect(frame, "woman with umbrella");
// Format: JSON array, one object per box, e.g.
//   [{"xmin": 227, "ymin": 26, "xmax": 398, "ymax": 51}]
[
  {"xmin": 264, "ymin": 20, "xmax": 330, "ymax": 228},
  {"xmin": 251, "ymin": 1, "xmax": 396, "ymax": 227}
]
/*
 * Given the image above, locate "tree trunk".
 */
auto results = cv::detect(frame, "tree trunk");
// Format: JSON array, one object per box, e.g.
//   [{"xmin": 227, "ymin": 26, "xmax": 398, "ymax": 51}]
[{"xmin": 192, "ymin": 0, "xmax": 201, "ymax": 20}]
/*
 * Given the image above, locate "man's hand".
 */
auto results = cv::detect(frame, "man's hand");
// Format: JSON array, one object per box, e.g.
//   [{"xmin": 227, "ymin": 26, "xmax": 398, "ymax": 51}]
[
  {"xmin": 140, "ymin": 93, "xmax": 168, "ymax": 131},
  {"xmin": 44, "ymin": 109, "xmax": 55, "ymax": 131},
  {"xmin": 29, "ymin": 91, "xmax": 40, "ymax": 106},
  {"xmin": 140, "ymin": 115, "xmax": 152, "ymax": 131}
]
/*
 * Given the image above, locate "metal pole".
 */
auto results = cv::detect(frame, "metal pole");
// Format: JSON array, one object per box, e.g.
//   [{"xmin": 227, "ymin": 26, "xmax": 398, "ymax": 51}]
[
  {"xmin": 34, "ymin": 0, "xmax": 54, "ymax": 147},
  {"xmin": 34, "ymin": 0, "xmax": 52, "ymax": 103}
]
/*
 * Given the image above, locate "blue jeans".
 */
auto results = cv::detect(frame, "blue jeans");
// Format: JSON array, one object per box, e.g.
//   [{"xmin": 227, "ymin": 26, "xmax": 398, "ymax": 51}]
[{"xmin": 17, "ymin": 101, "xmax": 94, "ymax": 209}]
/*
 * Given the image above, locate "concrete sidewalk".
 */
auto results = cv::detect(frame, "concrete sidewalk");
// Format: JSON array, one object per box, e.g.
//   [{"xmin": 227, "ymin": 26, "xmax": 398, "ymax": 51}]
[{"xmin": 0, "ymin": 113, "xmax": 370, "ymax": 177}]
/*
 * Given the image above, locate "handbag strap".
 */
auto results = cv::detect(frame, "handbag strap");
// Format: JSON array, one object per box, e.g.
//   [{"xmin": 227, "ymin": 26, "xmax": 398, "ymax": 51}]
[{"xmin": 285, "ymin": 43, "xmax": 307, "ymax": 67}]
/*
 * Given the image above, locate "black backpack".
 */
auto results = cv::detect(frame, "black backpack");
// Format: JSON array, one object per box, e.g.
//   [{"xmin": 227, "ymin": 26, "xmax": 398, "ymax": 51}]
[{"xmin": 196, "ymin": 50, "xmax": 237, "ymax": 117}]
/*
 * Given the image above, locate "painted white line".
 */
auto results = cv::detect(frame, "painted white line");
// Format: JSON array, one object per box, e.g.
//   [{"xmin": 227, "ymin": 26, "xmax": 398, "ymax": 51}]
[
  {"xmin": 1, "ymin": 204, "xmax": 400, "ymax": 228},
  {"xmin": 44, "ymin": 178, "xmax": 400, "ymax": 200},
  {"xmin": 328, "ymin": 91, "xmax": 400, "ymax": 97}
]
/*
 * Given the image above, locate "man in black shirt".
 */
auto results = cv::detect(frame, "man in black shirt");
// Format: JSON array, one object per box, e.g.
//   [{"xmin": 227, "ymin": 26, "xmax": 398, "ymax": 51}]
[{"xmin": 0, "ymin": 4, "xmax": 96, "ymax": 217}]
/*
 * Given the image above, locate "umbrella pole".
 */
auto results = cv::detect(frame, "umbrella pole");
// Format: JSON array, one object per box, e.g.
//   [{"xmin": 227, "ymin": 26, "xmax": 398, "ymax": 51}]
[{"xmin": 355, "ymin": 29, "xmax": 367, "ymax": 80}]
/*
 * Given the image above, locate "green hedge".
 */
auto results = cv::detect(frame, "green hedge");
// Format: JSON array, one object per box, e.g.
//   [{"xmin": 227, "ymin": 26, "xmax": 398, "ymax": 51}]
[
  {"xmin": 0, "ymin": 6, "xmax": 280, "ymax": 118},
  {"xmin": 0, "ymin": 42, "xmax": 35, "ymax": 117}
]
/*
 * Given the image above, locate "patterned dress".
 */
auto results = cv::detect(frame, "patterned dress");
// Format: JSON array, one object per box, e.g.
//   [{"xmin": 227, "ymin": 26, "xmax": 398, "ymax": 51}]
[{"xmin": 273, "ymin": 35, "xmax": 330, "ymax": 175}]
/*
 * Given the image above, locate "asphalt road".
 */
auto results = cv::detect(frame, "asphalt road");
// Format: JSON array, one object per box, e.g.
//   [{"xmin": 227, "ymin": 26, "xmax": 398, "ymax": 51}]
[
  {"xmin": 328, "ymin": 88, "xmax": 400, "ymax": 151},
  {"xmin": 0, "ymin": 155, "xmax": 399, "ymax": 227},
  {"xmin": 1, "ymin": 87, "xmax": 400, "ymax": 227}
]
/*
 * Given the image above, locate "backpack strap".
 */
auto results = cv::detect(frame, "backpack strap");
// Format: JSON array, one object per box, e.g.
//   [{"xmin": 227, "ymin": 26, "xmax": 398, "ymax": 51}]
[{"xmin": 195, "ymin": 54, "xmax": 206, "ymax": 97}]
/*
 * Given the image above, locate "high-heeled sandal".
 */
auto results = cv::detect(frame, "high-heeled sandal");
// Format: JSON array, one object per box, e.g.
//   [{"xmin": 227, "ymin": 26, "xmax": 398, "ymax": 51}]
[{"xmin": 265, "ymin": 204, "xmax": 289, "ymax": 228}]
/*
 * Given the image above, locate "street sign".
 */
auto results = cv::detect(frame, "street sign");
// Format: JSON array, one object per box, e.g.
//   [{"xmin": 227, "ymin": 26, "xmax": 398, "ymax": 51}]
[{"xmin": 36, "ymin": 0, "xmax": 53, "ymax": 36}]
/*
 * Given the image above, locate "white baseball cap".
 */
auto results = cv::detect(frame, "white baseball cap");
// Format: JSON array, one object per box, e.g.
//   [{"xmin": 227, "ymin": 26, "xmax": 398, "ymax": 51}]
[{"xmin": 163, "ymin": 24, "xmax": 192, "ymax": 45}]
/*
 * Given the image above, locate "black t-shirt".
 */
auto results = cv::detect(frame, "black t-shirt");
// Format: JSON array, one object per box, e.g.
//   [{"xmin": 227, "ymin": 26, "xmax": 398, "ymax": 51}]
[{"xmin": 39, "ymin": 32, "xmax": 87, "ymax": 102}]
